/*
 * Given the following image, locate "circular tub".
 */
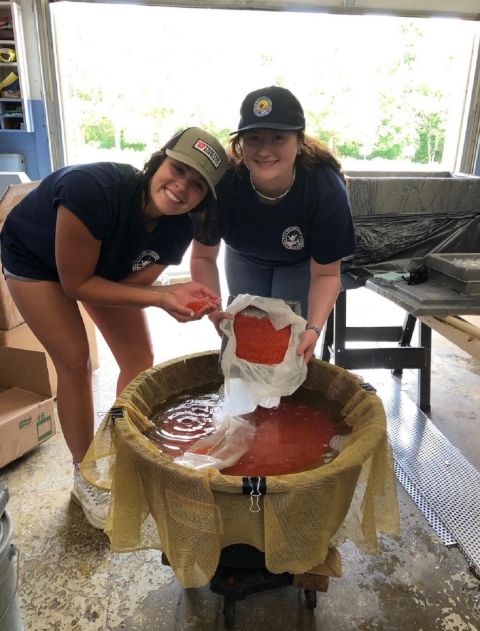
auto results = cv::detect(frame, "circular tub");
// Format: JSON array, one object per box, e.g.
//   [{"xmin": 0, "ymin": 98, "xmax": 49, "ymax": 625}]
[{"xmin": 82, "ymin": 351, "xmax": 399, "ymax": 588}]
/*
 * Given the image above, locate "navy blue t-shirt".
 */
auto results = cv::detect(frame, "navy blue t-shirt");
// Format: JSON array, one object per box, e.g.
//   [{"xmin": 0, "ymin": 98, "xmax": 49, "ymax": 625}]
[
  {"xmin": 1, "ymin": 162, "xmax": 193, "ymax": 282},
  {"xmin": 193, "ymin": 165, "xmax": 356, "ymax": 266}
]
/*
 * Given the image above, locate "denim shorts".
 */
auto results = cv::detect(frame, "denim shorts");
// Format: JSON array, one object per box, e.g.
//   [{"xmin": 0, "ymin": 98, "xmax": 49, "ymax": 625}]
[{"xmin": 3, "ymin": 268, "xmax": 42, "ymax": 282}]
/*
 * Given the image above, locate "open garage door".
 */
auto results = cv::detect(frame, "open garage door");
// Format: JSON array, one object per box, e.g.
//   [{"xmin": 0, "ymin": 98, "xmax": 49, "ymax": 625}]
[
  {"xmin": 25, "ymin": 0, "xmax": 480, "ymax": 282},
  {"xmin": 33, "ymin": 0, "xmax": 480, "ymax": 174},
  {"xmin": 48, "ymin": 0, "xmax": 480, "ymax": 21}
]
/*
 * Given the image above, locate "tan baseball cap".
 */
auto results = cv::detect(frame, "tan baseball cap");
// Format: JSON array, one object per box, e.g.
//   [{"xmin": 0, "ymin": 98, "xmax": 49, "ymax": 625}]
[{"xmin": 165, "ymin": 127, "xmax": 228, "ymax": 199}]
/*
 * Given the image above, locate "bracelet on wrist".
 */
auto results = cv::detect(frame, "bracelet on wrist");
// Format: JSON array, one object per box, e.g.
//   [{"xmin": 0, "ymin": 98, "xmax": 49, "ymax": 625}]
[{"xmin": 305, "ymin": 324, "xmax": 322, "ymax": 337}]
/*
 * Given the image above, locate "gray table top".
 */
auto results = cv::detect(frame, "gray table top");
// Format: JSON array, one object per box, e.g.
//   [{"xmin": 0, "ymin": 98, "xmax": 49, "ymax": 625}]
[{"xmin": 365, "ymin": 278, "xmax": 480, "ymax": 316}]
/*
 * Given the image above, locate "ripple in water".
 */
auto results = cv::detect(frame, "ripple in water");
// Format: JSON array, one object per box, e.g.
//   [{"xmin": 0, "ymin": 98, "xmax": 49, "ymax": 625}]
[
  {"xmin": 150, "ymin": 392, "xmax": 223, "ymax": 455},
  {"xmin": 148, "ymin": 389, "xmax": 351, "ymax": 475}
]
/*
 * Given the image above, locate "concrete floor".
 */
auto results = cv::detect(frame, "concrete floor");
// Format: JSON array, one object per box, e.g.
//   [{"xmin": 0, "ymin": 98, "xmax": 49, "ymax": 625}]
[{"xmin": 1, "ymin": 286, "xmax": 480, "ymax": 631}]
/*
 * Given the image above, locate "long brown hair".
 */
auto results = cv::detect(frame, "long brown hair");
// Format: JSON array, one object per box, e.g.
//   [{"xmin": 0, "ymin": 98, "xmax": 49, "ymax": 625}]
[
  {"xmin": 140, "ymin": 145, "xmax": 217, "ymax": 240},
  {"xmin": 228, "ymin": 131, "xmax": 346, "ymax": 185}
]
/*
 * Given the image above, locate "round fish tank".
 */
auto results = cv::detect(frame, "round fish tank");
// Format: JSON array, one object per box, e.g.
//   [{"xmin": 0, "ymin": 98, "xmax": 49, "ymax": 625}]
[{"xmin": 82, "ymin": 351, "xmax": 399, "ymax": 589}]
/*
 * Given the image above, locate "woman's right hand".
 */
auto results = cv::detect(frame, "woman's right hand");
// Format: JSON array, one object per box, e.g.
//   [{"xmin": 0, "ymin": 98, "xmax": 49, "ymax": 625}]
[
  {"xmin": 297, "ymin": 328, "xmax": 320, "ymax": 363},
  {"xmin": 208, "ymin": 309, "xmax": 234, "ymax": 336}
]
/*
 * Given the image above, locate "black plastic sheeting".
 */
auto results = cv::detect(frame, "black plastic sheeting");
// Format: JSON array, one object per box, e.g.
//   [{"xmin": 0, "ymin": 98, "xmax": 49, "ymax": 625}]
[{"xmin": 341, "ymin": 211, "xmax": 480, "ymax": 284}]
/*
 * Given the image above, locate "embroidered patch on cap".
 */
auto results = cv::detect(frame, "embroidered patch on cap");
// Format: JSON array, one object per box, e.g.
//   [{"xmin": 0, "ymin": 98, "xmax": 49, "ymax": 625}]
[
  {"xmin": 253, "ymin": 96, "xmax": 273, "ymax": 117},
  {"xmin": 194, "ymin": 139, "xmax": 221, "ymax": 168}
]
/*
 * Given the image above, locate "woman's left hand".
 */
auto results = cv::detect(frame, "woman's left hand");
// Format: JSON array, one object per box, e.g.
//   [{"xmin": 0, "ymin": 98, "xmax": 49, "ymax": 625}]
[
  {"xmin": 296, "ymin": 329, "xmax": 320, "ymax": 363},
  {"xmin": 172, "ymin": 281, "xmax": 221, "ymax": 319}
]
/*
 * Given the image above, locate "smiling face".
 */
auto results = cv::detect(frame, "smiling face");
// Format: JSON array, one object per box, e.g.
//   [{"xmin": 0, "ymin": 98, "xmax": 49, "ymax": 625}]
[
  {"xmin": 146, "ymin": 157, "xmax": 209, "ymax": 219},
  {"xmin": 240, "ymin": 129, "xmax": 300, "ymax": 191}
]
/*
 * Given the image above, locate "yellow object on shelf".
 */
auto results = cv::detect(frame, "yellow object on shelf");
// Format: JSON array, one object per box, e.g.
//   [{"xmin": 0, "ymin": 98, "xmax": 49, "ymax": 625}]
[
  {"xmin": 0, "ymin": 72, "xmax": 18, "ymax": 91},
  {"xmin": 0, "ymin": 48, "xmax": 16, "ymax": 63}
]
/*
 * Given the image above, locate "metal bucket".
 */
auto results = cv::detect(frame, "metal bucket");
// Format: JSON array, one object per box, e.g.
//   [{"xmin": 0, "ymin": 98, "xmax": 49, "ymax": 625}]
[{"xmin": 0, "ymin": 510, "xmax": 23, "ymax": 631}]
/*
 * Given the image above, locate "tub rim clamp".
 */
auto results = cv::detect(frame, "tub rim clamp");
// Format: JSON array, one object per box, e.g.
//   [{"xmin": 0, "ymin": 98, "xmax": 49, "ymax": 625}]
[
  {"xmin": 109, "ymin": 407, "xmax": 125, "ymax": 422},
  {"xmin": 243, "ymin": 477, "xmax": 267, "ymax": 513}
]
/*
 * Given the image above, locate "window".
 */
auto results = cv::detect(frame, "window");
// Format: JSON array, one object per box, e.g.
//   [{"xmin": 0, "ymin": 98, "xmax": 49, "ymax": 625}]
[{"xmin": 52, "ymin": 3, "xmax": 479, "ymax": 173}]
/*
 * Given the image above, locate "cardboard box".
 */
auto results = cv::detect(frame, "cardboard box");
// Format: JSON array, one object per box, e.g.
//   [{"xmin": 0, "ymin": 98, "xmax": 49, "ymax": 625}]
[
  {"xmin": 1, "ymin": 88, "xmax": 21, "ymax": 98},
  {"xmin": 0, "ymin": 306, "xmax": 99, "ymax": 398},
  {"xmin": 0, "ymin": 181, "xmax": 41, "ymax": 228},
  {"xmin": 0, "ymin": 272, "xmax": 23, "ymax": 329},
  {"xmin": 0, "ymin": 181, "xmax": 100, "ymax": 397},
  {"xmin": 0, "ymin": 347, "xmax": 56, "ymax": 468},
  {"xmin": 0, "ymin": 181, "xmax": 41, "ymax": 329}
]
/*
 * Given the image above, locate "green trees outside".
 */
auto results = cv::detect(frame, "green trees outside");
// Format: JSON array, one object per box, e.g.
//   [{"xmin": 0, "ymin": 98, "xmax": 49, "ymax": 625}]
[
  {"xmin": 52, "ymin": 6, "xmax": 473, "ymax": 169},
  {"xmin": 303, "ymin": 22, "xmax": 451, "ymax": 165}
]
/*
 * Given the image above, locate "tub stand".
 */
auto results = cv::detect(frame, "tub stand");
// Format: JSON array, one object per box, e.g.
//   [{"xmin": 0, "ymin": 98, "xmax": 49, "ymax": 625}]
[
  {"xmin": 212, "ymin": 546, "xmax": 341, "ymax": 628},
  {"xmin": 162, "ymin": 546, "xmax": 341, "ymax": 628}
]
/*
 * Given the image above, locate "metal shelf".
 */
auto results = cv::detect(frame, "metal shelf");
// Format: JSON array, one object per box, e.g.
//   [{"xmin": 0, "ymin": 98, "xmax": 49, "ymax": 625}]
[{"xmin": 0, "ymin": 0, "xmax": 32, "ymax": 132}]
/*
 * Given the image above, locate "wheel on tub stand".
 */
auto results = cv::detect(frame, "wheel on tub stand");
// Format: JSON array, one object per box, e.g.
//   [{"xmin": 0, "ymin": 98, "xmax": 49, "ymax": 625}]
[
  {"xmin": 223, "ymin": 597, "xmax": 236, "ymax": 628},
  {"xmin": 304, "ymin": 589, "xmax": 317, "ymax": 609}
]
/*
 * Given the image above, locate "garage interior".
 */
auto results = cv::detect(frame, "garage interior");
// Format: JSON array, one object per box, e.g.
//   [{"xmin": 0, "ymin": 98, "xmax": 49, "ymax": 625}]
[
  {"xmin": 1, "ymin": 1, "xmax": 480, "ymax": 630},
  {"xmin": 2, "ymin": 289, "xmax": 480, "ymax": 630}
]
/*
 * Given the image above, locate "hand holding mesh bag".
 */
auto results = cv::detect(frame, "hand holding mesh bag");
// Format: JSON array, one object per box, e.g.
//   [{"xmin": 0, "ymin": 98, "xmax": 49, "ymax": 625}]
[
  {"xmin": 174, "ymin": 295, "xmax": 308, "ymax": 471},
  {"xmin": 220, "ymin": 294, "xmax": 308, "ymax": 416}
]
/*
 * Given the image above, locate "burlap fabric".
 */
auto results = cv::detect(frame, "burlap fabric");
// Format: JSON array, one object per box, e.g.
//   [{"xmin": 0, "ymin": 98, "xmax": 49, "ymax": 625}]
[{"xmin": 81, "ymin": 351, "xmax": 399, "ymax": 588}]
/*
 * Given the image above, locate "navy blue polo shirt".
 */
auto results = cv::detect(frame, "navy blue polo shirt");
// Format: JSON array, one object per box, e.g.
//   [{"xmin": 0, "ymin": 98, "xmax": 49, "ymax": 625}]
[
  {"xmin": 193, "ymin": 164, "xmax": 356, "ymax": 266},
  {"xmin": 1, "ymin": 162, "xmax": 193, "ymax": 282}
]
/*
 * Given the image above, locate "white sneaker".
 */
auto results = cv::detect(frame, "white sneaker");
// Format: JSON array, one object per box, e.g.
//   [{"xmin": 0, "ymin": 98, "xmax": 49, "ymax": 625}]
[{"xmin": 71, "ymin": 469, "xmax": 110, "ymax": 530}]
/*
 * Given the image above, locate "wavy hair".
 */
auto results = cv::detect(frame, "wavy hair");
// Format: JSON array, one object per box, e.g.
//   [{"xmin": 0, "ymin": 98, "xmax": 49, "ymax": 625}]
[
  {"xmin": 228, "ymin": 131, "xmax": 346, "ymax": 185},
  {"xmin": 140, "ymin": 140, "xmax": 217, "ymax": 240}
]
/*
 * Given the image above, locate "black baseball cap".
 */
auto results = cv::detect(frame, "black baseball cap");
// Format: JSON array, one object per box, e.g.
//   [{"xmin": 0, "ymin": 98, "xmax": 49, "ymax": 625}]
[{"xmin": 230, "ymin": 86, "xmax": 306, "ymax": 135}]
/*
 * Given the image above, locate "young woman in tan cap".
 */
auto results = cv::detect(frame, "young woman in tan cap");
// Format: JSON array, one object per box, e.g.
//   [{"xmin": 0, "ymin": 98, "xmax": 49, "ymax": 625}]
[
  {"xmin": 1, "ymin": 127, "xmax": 228, "ymax": 529},
  {"xmin": 190, "ymin": 86, "xmax": 356, "ymax": 363}
]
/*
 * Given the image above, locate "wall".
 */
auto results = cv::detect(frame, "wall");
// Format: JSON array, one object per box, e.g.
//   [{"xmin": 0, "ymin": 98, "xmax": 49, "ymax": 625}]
[
  {"xmin": 6, "ymin": 0, "xmax": 480, "ymax": 179},
  {"xmin": 0, "ymin": 0, "xmax": 51, "ymax": 180}
]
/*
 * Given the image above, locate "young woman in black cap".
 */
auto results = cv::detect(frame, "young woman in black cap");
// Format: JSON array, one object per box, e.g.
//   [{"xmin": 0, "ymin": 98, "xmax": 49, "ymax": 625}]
[
  {"xmin": 1, "ymin": 127, "xmax": 228, "ymax": 529},
  {"xmin": 190, "ymin": 86, "xmax": 356, "ymax": 362}
]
